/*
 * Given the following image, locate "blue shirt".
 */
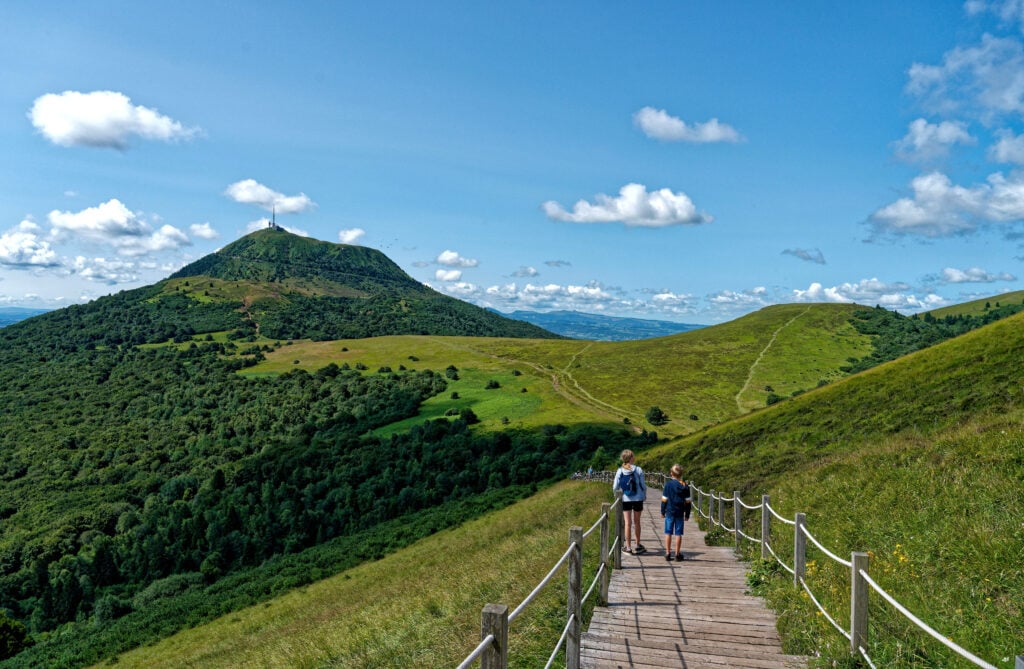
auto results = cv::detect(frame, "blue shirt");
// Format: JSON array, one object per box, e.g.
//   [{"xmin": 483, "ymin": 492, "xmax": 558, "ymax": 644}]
[{"xmin": 661, "ymin": 479, "xmax": 690, "ymax": 517}]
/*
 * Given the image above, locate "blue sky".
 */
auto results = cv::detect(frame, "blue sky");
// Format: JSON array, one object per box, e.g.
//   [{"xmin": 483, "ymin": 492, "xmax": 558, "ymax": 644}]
[{"xmin": 2, "ymin": 1, "xmax": 1024, "ymax": 323}]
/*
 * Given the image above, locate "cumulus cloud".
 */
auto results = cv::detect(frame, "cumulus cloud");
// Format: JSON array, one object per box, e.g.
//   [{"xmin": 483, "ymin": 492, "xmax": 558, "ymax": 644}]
[
  {"xmin": 707, "ymin": 287, "xmax": 770, "ymax": 309},
  {"xmin": 338, "ymin": 228, "xmax": 365, "ymax": 244},
  {"xmin": 29, "ymin": 90, "xmax": 198, "ymax": 149},
  {"xmin": 868, "ymin": 170, "xmax": 1024, "ymax": 237},
  {"xmin": 543, "ymin": 183, "xmax": 713, "ymax": 227},
  {"xmin": 69, "ymin": 256, "xmax": 141, "ymax": 284},
  {"xmin": 633, "ymin": 107, "xmax": 743, "ymax": 143},
  {"xmin": 782, "ymin": 248, "xmax": 826, "ymax": 264},
  {"xmin": 988, "ymin": 129, "xmax": 1024, "ymax": 163},
  {"xmin": 892, "ymin": 118, "xmax": 974, "ymax": 162},
  {"xmin": 189, "ymin": 223, "xmax": 219, "ymax": 240},
  {"xmin": 246, "ymin": 218, "xmax": 309, "ymax": 237},
  {"xmin": 225, "ymin": 179, "xmax": 316, "ymax": 214},
  {"xmin": 907, "ymin": 34, "xmax": 1024, "ymax": 120},
  {"xmin": 47, "ymin": 199, "xmax": 191, "ymax": 256},
  {"xmin": 435, "ymin": 269, "xmax": 463, "ymax": 282},
  {"xmin": 512, "ymin": 266, "xmax": 539, "ymax": 278},
  {"xmin": 436, "ymin": 250, "xmax": 479, "ymax": 267},
  {"xmin": 793, "ymin": 278, "xmax": 945, "ymax": 311},
  {"xmin": 0, "ymin": 220, "xmax": 60, "ymax": 268},
  {"xmin": 939, "ymin": 266, "xmax": 1016, "ymax": 283}
]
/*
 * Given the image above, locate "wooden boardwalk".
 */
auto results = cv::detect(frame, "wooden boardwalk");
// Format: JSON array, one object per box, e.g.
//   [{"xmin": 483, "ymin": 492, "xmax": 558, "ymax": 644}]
[{"xmin": 582, "ymin": 492, "xmax": 806, "ymax": 669}]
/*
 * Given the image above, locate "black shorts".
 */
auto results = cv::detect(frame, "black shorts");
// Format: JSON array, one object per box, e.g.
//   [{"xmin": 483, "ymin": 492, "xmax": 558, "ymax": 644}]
[{"xmin": 622, "ymin": 500, "xmax": 644, "ymax": 512}]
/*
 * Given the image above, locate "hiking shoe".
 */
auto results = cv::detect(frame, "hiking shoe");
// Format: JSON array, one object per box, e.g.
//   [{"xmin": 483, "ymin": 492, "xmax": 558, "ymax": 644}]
[
  {"xmin": 675, "ymin": 553, "xmax": 684, "ymax": 562},
  {"xmin": 635, "ymin": 544, "xmax": 646, "ymax": 554},
  {"xmin": 665, "ymin": 553, "xmax": 673, "ymax": 561}
]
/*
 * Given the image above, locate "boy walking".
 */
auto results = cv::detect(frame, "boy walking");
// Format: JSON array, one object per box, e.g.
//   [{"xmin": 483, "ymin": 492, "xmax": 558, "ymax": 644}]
[{"xmin": 660, "ymin": 464, "xmax": 690, "ymax": 561}]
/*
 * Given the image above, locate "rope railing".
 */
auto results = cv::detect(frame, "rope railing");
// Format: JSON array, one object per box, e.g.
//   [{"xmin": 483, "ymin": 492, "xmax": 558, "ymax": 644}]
[
  {"xmin": 860, "ymin": 569, "xmax": 999, "ymax": 669},
  {"xmin": 690, "ymin": 483, "xmax": 1009, "ymax": 668},
  {"xmin": 458, "ymin": 479, "xmax": 625, "ymax": 669},
  {"xmin": 508, "ymin": 543, "xmax": 576, "ymax": 623}
]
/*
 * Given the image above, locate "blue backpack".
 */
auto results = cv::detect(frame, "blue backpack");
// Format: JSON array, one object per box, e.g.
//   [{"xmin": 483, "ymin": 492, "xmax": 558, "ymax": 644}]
[{"xmin": 618, "ymin": 467, "xmax": 638, "ymax": 496}]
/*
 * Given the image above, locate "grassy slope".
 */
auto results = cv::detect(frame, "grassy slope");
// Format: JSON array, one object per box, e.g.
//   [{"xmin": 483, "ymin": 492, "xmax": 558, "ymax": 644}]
[
  {"xmin": 97, "ymin": 481, "xmax": 610, "ymax": 669},
  {"xmin": 926, "ymin": 289, "xmax": 1024, "ymax": 318},
  {"xmin": 101, "ymin": 307, "xmax": 1024, "ymax": 666},
  {"xmin": 645, "ymin": 311, "xmax": 1024, "ymax": 665},
  {"xmin": 243, "ymin": 303, "xmax": 872, "ymax": 438}
]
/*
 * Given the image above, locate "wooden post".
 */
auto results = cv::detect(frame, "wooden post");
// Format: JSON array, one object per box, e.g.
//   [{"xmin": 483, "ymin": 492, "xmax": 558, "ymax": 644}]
[
  {"xmin": 850, "ymin": 552, "xmax": 870, "ymax": 656},
  {"xmin": 793, "ymin": 512, "xmax": 806, "ymax": 589},
  {"xmin": 696, "ymin": 486, "xmax": 702, "ymax": 522},
  {"xmin": 717, "ymin": 491, "xmax": 724, "ymax": 528},
  {"xmin": 567, "ymin": 526, "xmax": 583, "ymax": 669},
  {"xmin": 614, "ymin": 489, "xmax": 624, "ymax": 569},
  {"xmin": 733, "ymin": 490, "xmax": 742, "ymax": 553},
  {"xmin": 481, "ymin": 603, "xmax": 508, "ymax": 669},
  {"xmin": 599, "ymin": 502, "xmax": 610, "ymax": 606},
  {"xmin": 761, "ymin": 494, "xmax": 770, "ymax": 560}
]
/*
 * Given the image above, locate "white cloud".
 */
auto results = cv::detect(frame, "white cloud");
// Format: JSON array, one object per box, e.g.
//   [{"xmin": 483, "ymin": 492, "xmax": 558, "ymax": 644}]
[
  {"xmin": 871, "ymin": 170, "xmax": 1024, "ymax": 237},
  {"xmin": 0, "ymin": 221, "xmax": 60, "ymax": 267},
  {"xmin": 633, "ymin": 107, "xmax": 743, "ymax": 143},
  {"xmin": 782, "ymin": 248, "xmax": 826, "ymax": 264},
  {"xmin": 940, "ymin": 266, "xmax": 1016, "ymax": 282},
  {"xmin": 435, "ymin": 269, "xmax": 463, "ymax": 282},
  {"xmin": 338, "ymin": 228, "xmax": 366, "ymax": 244},
  {"xmin": 545, "ymin": 259, "xmax": 571, "ymax": 267},
  {"xmin": 224, "ymin": 179, "xmax": 315, "ymax": 214},
  {"xmin": 793, "ymin": 279, "xmax": 945, "ymax": 312},
  {"xmin": 512, "ymin": 266, "xmax": 539, "ymax": 278},
  {"xmin": 436, "ymin": 249, "xmax": 479, "ymax": 267},
  {"xmin": 707, "ymin": 287, "xmax": 769, "ymax": 308},
  {"xmin": 988, "ymin": 129, "xmax": 1024, "ymax": 163},
  {"xmin": 965, "ymin": 0, "xmax": 1024, "ymax": 30},
  {"xmin": 907, "ymin": 34, "xmax": 1024, "ymax": 120},
  {"xmin": 69, "ymin": 256, "xmax": 140, "ymax": 284},
  {"xmin": 543, "ymin": 183, "xmax": 713, "ymax": 227},
  {"xmin": 245, "ymin": 218, "xmax": 309, "ymax": 237},
  {"xmin": 47, "ymin": 199, "xmax": 192, "ymax": 256},
  {"xmin": 439, "ymin": 281, "xmax": 479, "ymax": 296},
  {"xmin": 189, "ymin": 222, "xmax": 219, "ymax": 240},
  {"xmin": 892, "ymin": 118, "xmax": 974, "ymax": 162},
  {"xmin": 29, "ymin": 90, "xmax": 198, "ymax": 149},
  {"xmin": 869, "ymin": 172, "xmax": 987, "ymax": 237}
]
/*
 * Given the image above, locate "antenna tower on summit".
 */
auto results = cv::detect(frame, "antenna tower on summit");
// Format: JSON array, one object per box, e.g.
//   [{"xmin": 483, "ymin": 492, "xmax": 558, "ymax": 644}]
[{"xmin": 271, "ymin": 204, "xmax": 277, "ymax": 229}]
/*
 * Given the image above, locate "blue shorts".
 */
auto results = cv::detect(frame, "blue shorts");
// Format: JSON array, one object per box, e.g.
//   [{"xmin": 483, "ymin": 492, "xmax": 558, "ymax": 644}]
[{"xmin": 664, "ymin": 515, "xmax": 685, "ymax": 536}]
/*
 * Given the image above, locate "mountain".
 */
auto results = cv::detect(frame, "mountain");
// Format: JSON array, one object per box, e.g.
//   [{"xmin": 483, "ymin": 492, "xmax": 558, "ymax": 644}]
[
  {"xmin": 4, "ymin": 228, "xmax": 557, "ymax": 351},
  {"xmin": 0, "ymin": 307, "xmax": 49, "ymax": 328},
  {"xmin": 492, "ymin": 309, "xmax": 704, "ymax": 341}
]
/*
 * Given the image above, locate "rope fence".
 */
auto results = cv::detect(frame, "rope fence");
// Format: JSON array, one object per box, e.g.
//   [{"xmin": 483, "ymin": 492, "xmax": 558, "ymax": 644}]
[
  {"xmin": 457, "ymin": 485, "xmax": 622, "ymax": 669},
  {"xmin": 694, "ymin": 484, "xmax": 1009, "ymax": 668}
]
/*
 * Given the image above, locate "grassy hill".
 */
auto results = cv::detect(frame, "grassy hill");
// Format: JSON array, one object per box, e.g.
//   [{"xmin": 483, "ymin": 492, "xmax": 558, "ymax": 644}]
[
  {"xmin": 89, "ymin": 310, "xmax": 1024, "ymax": 668},
  {"xmin": 244, "ymin": 303, "xmax": 873, "ymax": 438},
  {"xmin": 641, "ymin": 310, "xmax": 1024, "ymax": 665},
  {"xmin": 926, "ymin": 289, "xmax": 1024, "ymax": 319}
]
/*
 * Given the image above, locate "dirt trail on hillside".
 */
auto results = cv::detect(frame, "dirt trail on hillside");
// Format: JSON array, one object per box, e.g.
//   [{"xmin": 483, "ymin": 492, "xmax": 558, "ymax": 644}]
[{"xmin": 734, "ymin": 306, "xmax": 811, "ymax": 413}]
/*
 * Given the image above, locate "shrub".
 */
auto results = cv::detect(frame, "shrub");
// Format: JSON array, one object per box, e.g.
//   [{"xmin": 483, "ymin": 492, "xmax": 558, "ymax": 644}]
[{"xmin": 485, "ymin": 380, "xmax": 500, "ymax": 390}]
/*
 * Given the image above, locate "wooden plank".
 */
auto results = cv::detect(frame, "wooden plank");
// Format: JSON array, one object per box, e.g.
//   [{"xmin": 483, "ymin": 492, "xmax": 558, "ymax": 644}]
[{"xmin": 581, "ymin": 488, "xmax": 808, "ymax": 669}]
